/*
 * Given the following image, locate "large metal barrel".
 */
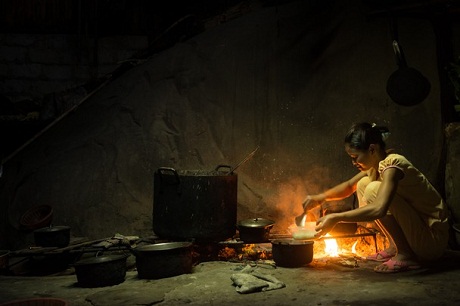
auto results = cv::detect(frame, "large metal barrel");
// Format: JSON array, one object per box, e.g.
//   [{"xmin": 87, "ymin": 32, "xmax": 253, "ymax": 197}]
[{"xmin": 153, "ymin": 166, "xmax": 237, "ymax": 242}]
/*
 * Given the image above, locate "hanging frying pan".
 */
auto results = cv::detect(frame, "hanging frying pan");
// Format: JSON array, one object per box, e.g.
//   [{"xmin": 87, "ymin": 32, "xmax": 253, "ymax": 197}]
[{"xmin": 386, "ymin": 17, "xmax": 431, "ymax": 106}]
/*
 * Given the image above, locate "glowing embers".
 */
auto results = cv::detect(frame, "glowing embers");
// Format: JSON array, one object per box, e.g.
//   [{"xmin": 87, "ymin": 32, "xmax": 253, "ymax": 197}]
[{"xmin": 217, "ymin": 242, "xmax": 272, "ymax": 262}]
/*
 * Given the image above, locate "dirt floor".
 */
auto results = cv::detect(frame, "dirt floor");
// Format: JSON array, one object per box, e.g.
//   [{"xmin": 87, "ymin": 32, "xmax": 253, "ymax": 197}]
[{"xmin": 1, "ymin": 247, "xmax": 460, "ymax": 306}]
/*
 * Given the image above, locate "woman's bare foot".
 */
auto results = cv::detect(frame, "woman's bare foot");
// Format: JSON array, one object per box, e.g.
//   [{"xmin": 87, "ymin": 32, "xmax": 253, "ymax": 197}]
[
  {"xmin": 374, "ymin": 256, "xmax": 420, "ymax": 273},
  {"xmin": 366, "ymin": 248, "xmax": 396, "ymax": 262}
]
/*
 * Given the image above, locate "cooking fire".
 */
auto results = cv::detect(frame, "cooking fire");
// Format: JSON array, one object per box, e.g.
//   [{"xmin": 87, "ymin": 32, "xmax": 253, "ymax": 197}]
[{"xmin": 193, "ymin": 222, "xmax": 389, "ymax": 270}]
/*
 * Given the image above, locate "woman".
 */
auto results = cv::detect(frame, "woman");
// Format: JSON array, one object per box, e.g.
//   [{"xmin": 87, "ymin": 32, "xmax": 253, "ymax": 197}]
[{"xmin": 303, "ymin": 122, "xmax": 449, "ymax": 273}]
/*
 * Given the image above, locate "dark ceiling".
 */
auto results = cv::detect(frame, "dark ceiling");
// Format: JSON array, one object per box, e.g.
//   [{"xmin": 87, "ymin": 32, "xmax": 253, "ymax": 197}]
[{"xmin": 1, "ymin": 0, "xmax": 459, "ymax": 36}]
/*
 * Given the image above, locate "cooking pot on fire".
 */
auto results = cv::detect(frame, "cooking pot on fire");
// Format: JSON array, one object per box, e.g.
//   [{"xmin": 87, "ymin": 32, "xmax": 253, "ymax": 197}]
[
  {"xmin": 237, "ymin": 218, "xmax": 275, "ymax": 243},
  {"xmin": 271, "ymin": 239, "xmax": 314, "ymax": 267}
]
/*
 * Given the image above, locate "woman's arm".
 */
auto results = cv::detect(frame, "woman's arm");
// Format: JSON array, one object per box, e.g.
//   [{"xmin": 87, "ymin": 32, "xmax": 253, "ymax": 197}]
[
  {"xmin": 303, "ymin": 171, "xmax": 366, "ymax": 211},
  {"xmin": 315, "ymin": 167, "xmax": 403, "ymax": 235}
]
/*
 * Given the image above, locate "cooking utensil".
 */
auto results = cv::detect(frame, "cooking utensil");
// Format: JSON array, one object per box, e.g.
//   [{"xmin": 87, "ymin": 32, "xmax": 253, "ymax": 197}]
[
  {"xmin": 74, "ymin": 254, "xmax": 128, "ymax": 287},
  {"xmin": 386, "ymin": 17, "xmax": 430, "ymax": 106},
  {"xmin": 271, "ymin": 239, "xmax": 314, "ymax": 267},
  {"xmin": 291, "ymin": 222, "xmax": 317, "ymax": 240},
  {"xmin": 132, "ymin": 242, "xmax": 193, "ymax": 279},
  {"xmin": 33, "ymin": 225, "xmax": 70, "ymax": 248},
  {"xmin": 20, "ymin": 205, "xmax": 53, "ymax": 230},
  {"xmin": 295, "ymin": 212, "xmax": 306, "ymax": 227},
  {"xmin": 237, "ymin": 218, "xmax": 275, "ymax": 243},
  {"xmin": 295, "ymin": 197, "xmax": 314, "ymax": 227},
  {"xmin": 152, "ymin": 147, "xmax": 259, "ymax": 241},
  {"xmin": 228, "ymin": 146, "xmax": 259, "ymax": 173},
  {"xmin": 153, "ymin": 166, "xmax": 237, "ymax": 241}
]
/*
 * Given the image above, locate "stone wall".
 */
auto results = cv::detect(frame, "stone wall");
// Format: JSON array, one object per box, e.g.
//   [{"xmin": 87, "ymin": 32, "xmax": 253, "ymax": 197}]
[
  {"xmin": 446, "ymin": 122, "xmax": 460, "ymax": 223},
  {"xmin": 0, "ymin": 34, "xmax": 148, "ymax": 103}
]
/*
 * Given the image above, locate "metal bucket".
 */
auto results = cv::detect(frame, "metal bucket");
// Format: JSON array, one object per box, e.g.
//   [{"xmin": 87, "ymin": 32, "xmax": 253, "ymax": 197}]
[{"xmin": 153, "ymin": 166, "xmax": 237, "ymax": 241}]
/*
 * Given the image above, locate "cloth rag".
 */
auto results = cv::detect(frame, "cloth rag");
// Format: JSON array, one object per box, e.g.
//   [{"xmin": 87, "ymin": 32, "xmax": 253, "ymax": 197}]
[{"xmin": 231, "ymin": 270, "xmax": 285, "ymax": 294}]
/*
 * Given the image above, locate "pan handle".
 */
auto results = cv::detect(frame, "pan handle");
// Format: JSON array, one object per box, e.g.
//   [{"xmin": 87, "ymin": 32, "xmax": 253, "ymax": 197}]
[
  {"xmin": 157, "ymin": 167, "xmax": 180, "ymax": 185},
  {"xmin": 392, "ymin": 40, "xmax": 407, "ymax": 68},
  {"xmin": 215, "ymin": 165, "xmax": 233, "ymax": 174}
]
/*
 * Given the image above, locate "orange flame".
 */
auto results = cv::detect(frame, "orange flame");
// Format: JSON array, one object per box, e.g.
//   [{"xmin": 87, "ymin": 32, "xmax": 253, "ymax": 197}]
[{"xmin": 323, "ymin": 234, "xmax": 339, "ymax": 257}]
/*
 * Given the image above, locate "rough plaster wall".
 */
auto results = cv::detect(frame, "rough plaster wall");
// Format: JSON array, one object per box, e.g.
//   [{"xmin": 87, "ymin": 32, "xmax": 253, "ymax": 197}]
[
  {"xmin": 446, "ymin": 123, "xmax": 460, "ymax": 223},
  {"xmin": 0, "ymin": 1, "xmax": 444, "ymax": 249}
]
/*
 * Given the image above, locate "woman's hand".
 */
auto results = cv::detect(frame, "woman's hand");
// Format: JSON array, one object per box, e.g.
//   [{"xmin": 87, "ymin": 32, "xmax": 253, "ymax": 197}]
[
  {"xmin": 302, "ymin": 195, "xmax": 324, "ymax": 212},
  {"xmin": 314, "ymin": 214, "xmax": 338, "ymax": 237}
]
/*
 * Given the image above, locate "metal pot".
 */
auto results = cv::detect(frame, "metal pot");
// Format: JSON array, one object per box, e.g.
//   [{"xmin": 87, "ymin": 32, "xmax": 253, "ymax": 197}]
[
  {"xmin": 271, "ymin": 239, "xmax": 314, "ymax": 267},
  {"xmin": 237, "ymin": 218, "xmax": 275, "ymax": 243},
  {"xmin": 74, "ymin": 254, "xmax": 128, "ymax": 288},
  {"xmin": 132, "ymin": 242, "xmax": 193, "ymax": 279},
  {"xmin": 34, "ymin": 226, "xmax": 70, "ymax": 248},
  {"xmin": 153, "ymin": 166, "xmax": 237, "ymax": 241}
]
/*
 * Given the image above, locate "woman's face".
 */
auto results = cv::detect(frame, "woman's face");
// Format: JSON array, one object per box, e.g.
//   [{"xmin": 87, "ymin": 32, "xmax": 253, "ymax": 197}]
[{"xmin": 345, "ymin": 144, "xmax": 375, "ymax": 171}]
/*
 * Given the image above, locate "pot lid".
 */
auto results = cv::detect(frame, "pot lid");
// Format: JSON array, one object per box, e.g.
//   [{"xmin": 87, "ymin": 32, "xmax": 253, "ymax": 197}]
[
  {"xmin": 34, "ymin": 225, "xmax": 70, "ymax": 233},
  {"xmin": 134, "ymin": 242, "xmax": 192, "ymax": 252},
  {"xmin": 74, "ymin": 254, "xmax": 128, "ymax": 266},
  {"xmin": 237, "ymin": 218, "xmax": 275, "ymax": 227}
]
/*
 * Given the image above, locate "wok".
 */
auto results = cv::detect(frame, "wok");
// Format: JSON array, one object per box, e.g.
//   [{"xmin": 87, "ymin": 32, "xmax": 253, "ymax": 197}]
[{"xmin": 386, "ymin": 16, "xmax": 430, "ymax": 106}]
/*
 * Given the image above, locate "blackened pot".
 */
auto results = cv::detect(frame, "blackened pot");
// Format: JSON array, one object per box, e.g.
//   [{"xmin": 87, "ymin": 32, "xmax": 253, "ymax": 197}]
[
  {"xmin": 132, "ymin": 242, "xmax": 193, "ymax": 279},
  {"xmin": 74, "ymin": 254, "xmax": 128, "ymax": 288},
  {"xmin": 153, "ymin": 166, "xmax": 237, "ymax": 241},
  {"xmin": 271, "ymin": 239, "xmax": 314, "ymax": 267},
  {"xmin": 237, "ymin": 218, "xmax": 275, "ymax": 243},
  {"xmin": 33, "ymin": 226, "xmax": 70, "ymax": 248}
]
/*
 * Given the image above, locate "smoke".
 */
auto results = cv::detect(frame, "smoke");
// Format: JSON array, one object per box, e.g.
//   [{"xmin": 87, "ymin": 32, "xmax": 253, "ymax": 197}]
[{"xmin": 269, "ymin": 165, "xmax": 335, "ymax": 232}]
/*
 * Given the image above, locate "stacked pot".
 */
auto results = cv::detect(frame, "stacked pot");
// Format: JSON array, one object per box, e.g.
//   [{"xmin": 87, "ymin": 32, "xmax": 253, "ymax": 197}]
[
  {"xmin": 33, "ymin": 226, "xmax": 71, "ymax": 248},
  {"xmin": 132, "ymin": 242, "xmax": 193, "ymax": 279},
  {"xmin": 74, "ymin": 254, "xmax": 129, "ymax": 288}
]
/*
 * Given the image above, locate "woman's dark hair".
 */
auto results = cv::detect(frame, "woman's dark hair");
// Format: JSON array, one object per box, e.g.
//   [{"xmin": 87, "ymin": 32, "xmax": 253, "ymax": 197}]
[{"xmin": 344, "ymin": 122, "xmax": 390, "ymax": 151}]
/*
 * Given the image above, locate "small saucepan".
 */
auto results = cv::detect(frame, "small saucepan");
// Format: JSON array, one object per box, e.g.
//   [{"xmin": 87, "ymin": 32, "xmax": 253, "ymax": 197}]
[{"xmin": 237, "ymin": 218, "xmax": 275, "ymax": 243}]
